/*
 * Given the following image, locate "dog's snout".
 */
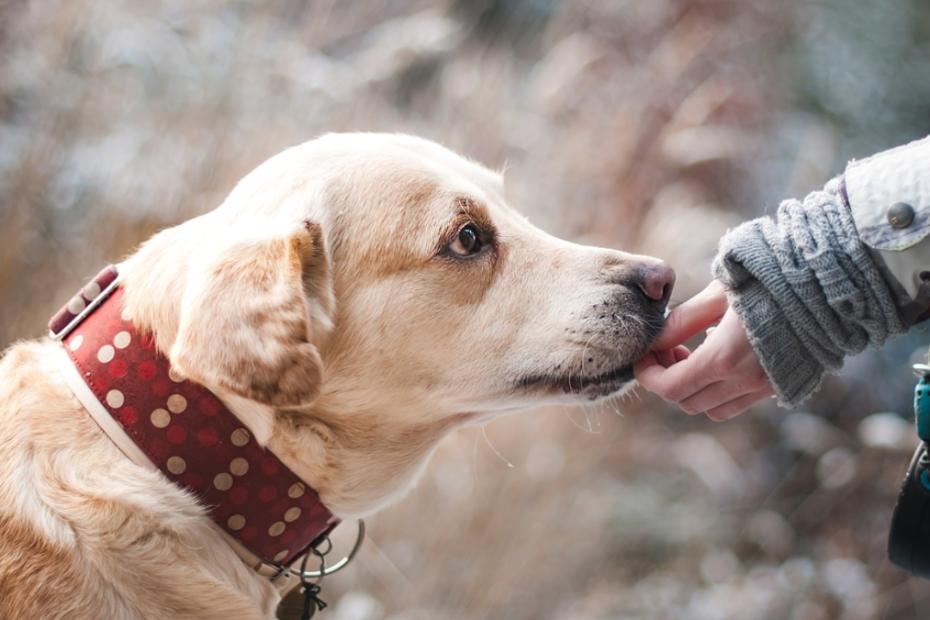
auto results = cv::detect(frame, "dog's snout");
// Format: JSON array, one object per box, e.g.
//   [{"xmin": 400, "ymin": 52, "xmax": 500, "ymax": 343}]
[{"xmin": 637, "ymin": 262, "xmax": 675, "ymax": 306}]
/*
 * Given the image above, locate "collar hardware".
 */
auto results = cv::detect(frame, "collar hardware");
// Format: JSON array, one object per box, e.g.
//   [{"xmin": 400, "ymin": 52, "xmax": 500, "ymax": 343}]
[
  {"xmin": 49, "ymin": 265, "xmax": 122, "ymax": 341},
  {"xmin": 50, "ymin": 265, "xmax": 342, "ymax": 574}
]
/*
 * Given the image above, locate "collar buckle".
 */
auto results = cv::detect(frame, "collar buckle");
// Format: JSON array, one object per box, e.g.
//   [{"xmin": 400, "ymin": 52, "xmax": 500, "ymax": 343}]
[
  {"xmin": 297, "ymin": 519, "xmax": 366, "ymax": 580},
  {"xmin": 49, "ymin": 265, "xmax": 122, "ymax": 341}
]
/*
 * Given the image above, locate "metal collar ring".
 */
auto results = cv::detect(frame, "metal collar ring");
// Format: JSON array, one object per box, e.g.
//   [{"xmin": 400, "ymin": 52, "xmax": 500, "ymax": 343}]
[{"xmin": 301, "ymin": 519, "xmax": 366, "ymax": 580}]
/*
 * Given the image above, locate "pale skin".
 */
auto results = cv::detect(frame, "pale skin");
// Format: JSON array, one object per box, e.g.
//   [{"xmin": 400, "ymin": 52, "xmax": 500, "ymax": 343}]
[{"xmin": 633, "ymin": 280, "xmax": 776, "ymax": 421}]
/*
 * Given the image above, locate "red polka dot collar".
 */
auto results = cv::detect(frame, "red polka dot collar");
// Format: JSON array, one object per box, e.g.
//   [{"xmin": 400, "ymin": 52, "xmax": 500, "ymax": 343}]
[{"xmin": 49, "ymin": 266, "xmax": 337, "ymax": 570}]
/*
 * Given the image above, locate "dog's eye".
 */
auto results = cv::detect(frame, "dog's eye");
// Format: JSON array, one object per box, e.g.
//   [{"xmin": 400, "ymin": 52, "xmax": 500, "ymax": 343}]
[{"xmin": 449, "ymin": 224, "xmax": 484, "ymax": 257}]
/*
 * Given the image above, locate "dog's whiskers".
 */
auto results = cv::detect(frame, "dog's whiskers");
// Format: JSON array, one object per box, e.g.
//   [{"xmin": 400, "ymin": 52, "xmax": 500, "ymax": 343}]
[
  {"xmin": 564, "ymin": 405, "xmax": 601, "ymax": 434},
  {"xmin": 480, "ymin": 425, "xmax": 514, "ymax": 469}
]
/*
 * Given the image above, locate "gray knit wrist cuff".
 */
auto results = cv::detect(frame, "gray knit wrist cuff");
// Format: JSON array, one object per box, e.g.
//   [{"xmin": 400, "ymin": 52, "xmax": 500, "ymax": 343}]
[{"xmin": 712, "ymin": 187, "xmax": 908, "ymax": 407}]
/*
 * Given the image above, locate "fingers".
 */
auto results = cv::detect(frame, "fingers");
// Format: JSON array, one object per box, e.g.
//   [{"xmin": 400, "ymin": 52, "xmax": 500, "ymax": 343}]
[
  {"xmin": 633, "ymin": 346, "xmax": 691, "ymax": 378},
  {"xmin": 655, "ymin": 345, "xmax": 691, "ymax": 368},
  {"xmin": 633, "ymin": 350, "xmax": 660, "ymax": 375},
  {"xmin": 653, "ymin": 349, "xmax": 675, "ymax": 368},
  {"xmin": 639, "ymin": 362, "xmax": 772, "ymax": 421},
  {"xmin": 653, "ymin": 280, "xmax": 729, "ymax": 350},
  {"xmin": 704, "ymin": 387, "xmax": 775, "ymax": 422},
  {"xmin": 677, "ymin": 371, "xmax": 771, "ymax": 415},
  {"xmin": 635, "ymin": 304, "xmax": 774, "ymax": 422},
  {"xmin": 634, "ymin": 351, "xmax": 718, "ymax": 404}
]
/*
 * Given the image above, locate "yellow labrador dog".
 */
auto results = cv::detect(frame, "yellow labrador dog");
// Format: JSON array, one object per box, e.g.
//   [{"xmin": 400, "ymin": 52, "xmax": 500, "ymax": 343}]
[{"xmin": 0, "ymin": 133, "xmax": 673, "ymax": 620}]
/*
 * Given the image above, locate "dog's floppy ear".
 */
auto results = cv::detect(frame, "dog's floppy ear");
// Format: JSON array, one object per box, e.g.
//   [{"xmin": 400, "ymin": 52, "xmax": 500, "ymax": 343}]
[{"xmin": 170, "ymin": 220, "xmax": 334, "ymax": 408}]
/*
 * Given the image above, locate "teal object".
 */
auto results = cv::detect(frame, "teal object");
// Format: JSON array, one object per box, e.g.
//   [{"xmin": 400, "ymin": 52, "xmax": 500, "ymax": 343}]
[
  {"xmin": 915, "ymin": 368, "xmax": 930, "ymax": 443},
  {"xmin": 921, "ymin": 468, "xmax": 930, "ymax": 492}
]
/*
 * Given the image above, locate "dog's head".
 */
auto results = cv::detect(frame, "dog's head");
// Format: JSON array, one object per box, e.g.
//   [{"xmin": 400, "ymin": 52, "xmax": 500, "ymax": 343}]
[{"xmin": 123, "ymin": 133, "xmax": 673, "ymax": 514}]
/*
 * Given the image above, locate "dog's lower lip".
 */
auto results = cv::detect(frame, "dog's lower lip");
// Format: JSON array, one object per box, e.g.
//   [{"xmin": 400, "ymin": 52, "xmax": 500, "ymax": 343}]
[{"xmin": 518, "ymin": 364, "xmax": 634, "ymax": 394}]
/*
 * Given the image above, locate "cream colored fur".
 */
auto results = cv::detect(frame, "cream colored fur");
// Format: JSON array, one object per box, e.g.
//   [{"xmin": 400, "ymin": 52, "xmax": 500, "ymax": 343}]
[{"xmin": 0, "ymin": 133, "xmax": 671, "ymax": 619}]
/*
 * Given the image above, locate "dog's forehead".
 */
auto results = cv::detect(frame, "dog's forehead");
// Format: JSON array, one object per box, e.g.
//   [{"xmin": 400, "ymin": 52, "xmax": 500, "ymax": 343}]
[
  {"xmin": 224, "ymin": 133, "xmax": 505, "ymax": 224},
  {"xmin": 288, "ymin": 134, "xmax": 514, "ymax": 276},
  {"xmin": 317, "ymin": 135, "xmax": 507, "ymax": 223},
  {"xmin": 324, "ymin": 133, "xmax": 504, "ymax": 200},
  {"xmin": 218, "ymin": 134, "xmax": 514, "ymax": 271},
  {"xmin": 375, "ymin": 134, "xmax": 504, "ymax": 192}
]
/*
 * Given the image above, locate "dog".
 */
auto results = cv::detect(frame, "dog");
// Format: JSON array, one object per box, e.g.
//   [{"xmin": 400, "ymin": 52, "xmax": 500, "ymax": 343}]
[{"xmin": 0, "ymin": 133, "xmax": 673, "ymax": 620}]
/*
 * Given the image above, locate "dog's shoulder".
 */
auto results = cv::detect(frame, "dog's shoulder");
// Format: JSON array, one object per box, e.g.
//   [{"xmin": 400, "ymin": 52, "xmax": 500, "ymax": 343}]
[
  {"xmin": 0, "ymin": 341, "xmax": 278, "ymax": 619},
  {"xmin": 0, "ymin": 341, "xmax": 110, "ymax": 619}
]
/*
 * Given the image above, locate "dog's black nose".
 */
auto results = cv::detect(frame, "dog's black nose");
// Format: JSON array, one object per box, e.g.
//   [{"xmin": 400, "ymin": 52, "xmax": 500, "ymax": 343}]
[{"xmin": 637, "ymin": 261, "xmax": 675, "ymax": 305}]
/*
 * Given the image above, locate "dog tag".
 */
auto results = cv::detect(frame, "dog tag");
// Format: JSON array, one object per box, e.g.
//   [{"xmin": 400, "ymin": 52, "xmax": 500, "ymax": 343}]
[
  {"xmin": 276, "ymin": 587, "xmax": 310, "ymax": 620},
  {"xmin": 276, "ymin": 584, "xmax": 327, "ymax": 620}
]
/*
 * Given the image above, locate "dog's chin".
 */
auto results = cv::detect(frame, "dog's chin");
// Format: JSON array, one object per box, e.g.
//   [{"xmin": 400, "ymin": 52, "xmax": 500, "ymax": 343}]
[
  {"xmin": 517, "ymin": 364, "xmax": 636, "ymax": 402},
  {"xmin": 517, "ymin": 318, "xmax": 664, "ymax": 402}
]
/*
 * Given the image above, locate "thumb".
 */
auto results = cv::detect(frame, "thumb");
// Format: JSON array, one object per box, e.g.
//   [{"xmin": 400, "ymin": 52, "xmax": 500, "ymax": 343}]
[{"xmin": 653, "ymin": 280, "xmax": 729, "ymax": 350}]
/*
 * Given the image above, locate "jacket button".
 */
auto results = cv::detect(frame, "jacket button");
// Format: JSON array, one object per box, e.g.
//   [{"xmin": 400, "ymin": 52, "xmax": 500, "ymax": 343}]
[{"xmin": 887, "ymin": 202, "xmax": 915, "ymax": 228}]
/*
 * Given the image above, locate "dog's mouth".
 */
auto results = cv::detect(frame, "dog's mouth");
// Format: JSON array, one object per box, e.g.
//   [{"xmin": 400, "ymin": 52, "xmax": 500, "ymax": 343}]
[
  {"xmin": 516, "ymin": 309, "xmax": 665, "ymax": 401},
  {"xmin": 517, "ymin": 363, "xmax": 635, "ymax": 399}
]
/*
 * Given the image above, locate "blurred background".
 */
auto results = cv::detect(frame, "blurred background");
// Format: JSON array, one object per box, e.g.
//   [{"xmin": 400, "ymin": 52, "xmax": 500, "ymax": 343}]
[{"xmin": 3, "ymin": 0, "xmax": 930, "ymax": 618}]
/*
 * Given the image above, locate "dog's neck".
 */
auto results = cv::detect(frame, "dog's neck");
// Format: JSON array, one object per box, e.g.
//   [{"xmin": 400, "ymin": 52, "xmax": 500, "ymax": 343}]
[
  {"xmin": 165, "ymin": 382, "xmax": 467, "ymax": 520},
  {"xmin": 267, "ymin": 398, "xmax": 473, "ymax": 519},
  {"xmin": 120, "ymin": 247, "xmax": 470, "ymax": 520},
  {"xmin": 120, "ymin": 235, "xmax": 195, "ymax": 363}
]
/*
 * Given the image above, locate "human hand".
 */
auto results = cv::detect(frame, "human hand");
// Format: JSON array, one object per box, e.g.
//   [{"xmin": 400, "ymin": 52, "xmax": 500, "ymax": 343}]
[{"xmin": 633, "ymin": 280, "xmax": 775, "ymax": 421}]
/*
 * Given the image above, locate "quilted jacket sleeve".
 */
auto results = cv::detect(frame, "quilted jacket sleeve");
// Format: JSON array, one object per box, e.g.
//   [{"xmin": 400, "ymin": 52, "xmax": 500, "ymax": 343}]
[
  {"xmin": 709, "ymin": 135, "xmax": 930, "ymax": 407},
  {"xmin": 843, "ymin": 135, "xmax": 930, "ymax": 325}
]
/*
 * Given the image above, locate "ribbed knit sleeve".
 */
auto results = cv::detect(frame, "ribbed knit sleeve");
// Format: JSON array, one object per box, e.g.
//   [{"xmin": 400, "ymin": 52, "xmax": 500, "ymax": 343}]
[{"xmin": 712, "ymin": 186, "xmax": 909, "ymax": 407}]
